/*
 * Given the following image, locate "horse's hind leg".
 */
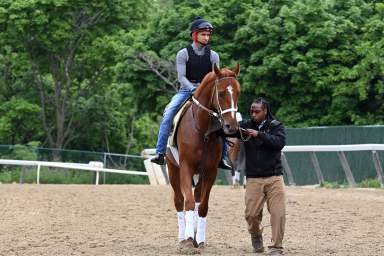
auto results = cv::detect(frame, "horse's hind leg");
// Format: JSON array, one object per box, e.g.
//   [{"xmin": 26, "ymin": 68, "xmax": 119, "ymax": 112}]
[
  {"xmin": 229, "ymin": 139, "xmax": 241, "ymax": 187},
  {"xmin": 168, "ymin": 161, "xmax": 185, "ymax": 242}
]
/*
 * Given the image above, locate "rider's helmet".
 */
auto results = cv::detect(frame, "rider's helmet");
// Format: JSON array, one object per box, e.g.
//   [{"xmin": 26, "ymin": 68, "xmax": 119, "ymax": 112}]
[
  {"xmin": 190, "ymin": 17, "xmax": 214, "ymax": 34},
  {"xmin": 190, "ymin": 17, "xmax": 213, "ymax": 44}
]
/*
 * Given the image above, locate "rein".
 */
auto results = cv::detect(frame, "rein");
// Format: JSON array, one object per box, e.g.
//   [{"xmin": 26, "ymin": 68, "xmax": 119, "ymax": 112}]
[
  {"xmin": 191, "ymin": 76, "xmax": 238, "ymax": 121},
  {"xmin": 192, "ymin": 97, "xmax": 218, "ymax": 117}
]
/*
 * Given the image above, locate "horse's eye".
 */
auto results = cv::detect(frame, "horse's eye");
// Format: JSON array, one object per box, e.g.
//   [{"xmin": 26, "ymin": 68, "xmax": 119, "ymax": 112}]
[{"xmin": 218, "ymin": 91, "xmax": 225, "ymax": 98}]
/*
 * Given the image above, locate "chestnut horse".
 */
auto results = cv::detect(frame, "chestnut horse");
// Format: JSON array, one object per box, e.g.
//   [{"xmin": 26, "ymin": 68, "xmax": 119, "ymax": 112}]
[{"xmin": 166, "ymin": 63, "xmax": 240, "ymax": 250}]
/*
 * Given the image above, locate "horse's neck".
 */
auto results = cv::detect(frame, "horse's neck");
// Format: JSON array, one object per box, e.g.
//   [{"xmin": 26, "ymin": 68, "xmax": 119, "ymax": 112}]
[{"xmin": 193, "ymin": 82, "xmax": 215, "ymax": 132}]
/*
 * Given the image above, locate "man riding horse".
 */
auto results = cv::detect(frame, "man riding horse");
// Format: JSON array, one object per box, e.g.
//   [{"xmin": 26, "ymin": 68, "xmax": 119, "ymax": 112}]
[{"xmin": 150, "ymin": 17, "xmax": 231, "ymax": 170}]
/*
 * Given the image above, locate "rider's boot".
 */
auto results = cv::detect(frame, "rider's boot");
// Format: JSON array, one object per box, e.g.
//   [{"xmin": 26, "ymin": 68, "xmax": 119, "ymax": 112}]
[{"xmin": 150, "ymin": 153, "xmax": 165, "ymax": 165}]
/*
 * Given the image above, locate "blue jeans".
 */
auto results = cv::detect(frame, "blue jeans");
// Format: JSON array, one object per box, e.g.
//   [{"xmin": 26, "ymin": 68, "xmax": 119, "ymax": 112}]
[{"xmin": 156, "ymin": 89, "xmax": 192, "ymax": 154}]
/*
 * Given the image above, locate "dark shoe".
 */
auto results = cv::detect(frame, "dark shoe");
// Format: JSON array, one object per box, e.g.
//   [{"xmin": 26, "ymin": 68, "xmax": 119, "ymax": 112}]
[
  {"xmin": 150, "ymin": 154, "xmax": 165, "ymax": 165},
  {"xmin": 251, "ymin": 235, "xmax": 264, "ymax": 253},
  {"xmin": 218, "ymin": 158, "xmax": 232, "ymax": 170}
]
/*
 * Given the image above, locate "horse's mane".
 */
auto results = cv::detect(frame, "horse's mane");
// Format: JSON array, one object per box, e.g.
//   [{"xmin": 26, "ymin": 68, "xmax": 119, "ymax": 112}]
[{"xmin": 195, "ymin": 68, "xmax": 239, "ymax": 95}]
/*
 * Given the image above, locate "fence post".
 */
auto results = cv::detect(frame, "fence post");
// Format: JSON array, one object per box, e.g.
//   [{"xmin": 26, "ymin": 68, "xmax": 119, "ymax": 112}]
[
  {"xmin": 103, "ymin": 153, "xmax": 107, "ymax": 184},
  {"xmin": 37, "ymin": 164, "xmax": 41, "ymax": 184},
  {"xmin": 309, "ymin": 152, "xmax": 324, "ymax": 184},
  {"xmin": 337, "ymin": 151, "xmax": 356, "ymax": 187},
  {"xmin": 371, "ymin": 151, "xmax": 384, "ymax": 188},
  {"xmin": 281, "ymin": 153, "xmax": 295, "ymax": 186},
  {"xmin": 95, "ymin": 171, "xmax": 99, "ymax": 185},
  {"xmin": 89, "ymin": 161, "xmax": 103, "ymax": 185}
]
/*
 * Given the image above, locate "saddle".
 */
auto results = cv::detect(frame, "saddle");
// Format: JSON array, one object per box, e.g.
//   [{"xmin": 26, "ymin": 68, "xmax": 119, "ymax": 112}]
[{"xmin": 168, "ymin": 98, "xmax": 192, "ymax": 148}]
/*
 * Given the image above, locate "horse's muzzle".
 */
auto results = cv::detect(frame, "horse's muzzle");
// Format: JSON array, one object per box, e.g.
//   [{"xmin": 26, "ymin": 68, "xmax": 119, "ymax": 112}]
[{"xmin": 223, "ymin": 123, "xmax": 238, "ymax": 135}]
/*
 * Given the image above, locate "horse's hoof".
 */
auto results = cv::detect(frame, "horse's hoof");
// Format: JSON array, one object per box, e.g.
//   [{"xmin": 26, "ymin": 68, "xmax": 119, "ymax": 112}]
[
  {"xmin": 198, "ymin": 242, "xmax": 205, "ymax": 249},
  {"xmin": 179, "ymin": 238, "xmax": 194, "ymax": 248},
  {"xmin": 178, "ymin": 238, "xmax": 200, "ymax": 254},
  {"xmin": 232, "ymin": 183, "xmax": 240, "ymax": 189}
]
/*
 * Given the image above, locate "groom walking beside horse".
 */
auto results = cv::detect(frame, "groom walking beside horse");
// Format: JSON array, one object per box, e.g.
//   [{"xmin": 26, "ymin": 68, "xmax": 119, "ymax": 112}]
[{"xmin": 234, "ymin": 98, "xmax": 287, "ymax": 255}]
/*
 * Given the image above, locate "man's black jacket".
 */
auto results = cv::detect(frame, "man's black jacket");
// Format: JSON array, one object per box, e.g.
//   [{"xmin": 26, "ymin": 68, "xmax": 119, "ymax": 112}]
[{"xmin": 236, "ymin": 119, "xmax": 286, "ymax": 178}]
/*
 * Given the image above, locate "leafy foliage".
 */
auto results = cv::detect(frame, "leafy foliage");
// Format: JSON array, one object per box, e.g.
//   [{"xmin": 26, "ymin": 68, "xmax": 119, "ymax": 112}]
[{"xmin": 1, "ymin": 0, "xmax": 383, "ymax": 155}]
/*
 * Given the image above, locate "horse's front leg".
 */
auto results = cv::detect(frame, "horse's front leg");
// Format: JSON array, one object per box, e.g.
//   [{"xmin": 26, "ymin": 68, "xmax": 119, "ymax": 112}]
[
  {"xmin": 167, "ymin": 161, "xmax": 185, "ymax": 242},
  {"xmin": 196, "ymin": 166, "xmax": 218, "ymax": 247},
  {"xmin": 180, "ymin": 165, "xmax": 195, "ymax": 241}
]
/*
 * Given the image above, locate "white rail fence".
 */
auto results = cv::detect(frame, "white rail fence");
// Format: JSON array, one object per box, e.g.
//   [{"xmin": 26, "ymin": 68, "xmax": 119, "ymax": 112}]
[
  {"xmin": 1, "ymin": 144, "xmax": 383, "ymax": 187},
  {"xmin": 281, "ymin": 144, "xmax": 384, "ymax": 188},
  {"xmin": 0, "ymin": 159, "xmax": 148, "ymax": 185},
  {"xmin": 142, "ymin": 144, "xmax": 384, "ymax": 188}
]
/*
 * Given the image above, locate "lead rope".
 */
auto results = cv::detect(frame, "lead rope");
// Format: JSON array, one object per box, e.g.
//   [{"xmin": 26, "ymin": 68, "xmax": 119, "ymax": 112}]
[{"xmin": 239, "ymin": 127, "xmax": 251, "ymax": 142}]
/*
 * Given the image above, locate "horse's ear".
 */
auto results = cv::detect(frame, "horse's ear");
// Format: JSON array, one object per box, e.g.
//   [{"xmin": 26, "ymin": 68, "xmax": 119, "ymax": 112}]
[
  {"xmin": 233, "ymin": 63, "xmax": 240, "ymax": 77},
  {"xmin": 213, "ymin": 63, "xmax": 222, "ymax": 77}
]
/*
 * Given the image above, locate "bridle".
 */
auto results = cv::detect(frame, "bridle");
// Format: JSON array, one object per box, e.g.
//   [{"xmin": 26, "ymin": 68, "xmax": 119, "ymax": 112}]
[
  {"xmin": 191, "ymin": 76, "xmax": 251, "ymax": 141},
  {"xmin": 192, "ymin": 76, "xmax": 239, "ymax": 179},
  {"xmin": 191, "ymin": 76, "xmax": 238, "ymax": 125}
]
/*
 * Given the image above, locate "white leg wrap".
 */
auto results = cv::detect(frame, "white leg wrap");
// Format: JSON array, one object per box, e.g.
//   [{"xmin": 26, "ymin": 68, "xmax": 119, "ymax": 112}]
[
  {"xmin": 194, "ymin": 202, "xmax": 200, "ymax": 231},
  {"xmin": 243, "ymin": 176, "xmax": 247, "ymax": 186},
  {"xmin": 184, "ymin": 210, "xmax": 195, "ymax": 240},
  {"xmin": 235, "ymin": 171, "xmax": 241, "ymax": 181},
  {"xmin": 196, "ymin": 216, "xmax": 207, "ymax": 245},
  {"xmin": 232, "ymin": 175, "xmax": 237, "ymax": 185},
  {"xmin": 177, "ymin": 212, "xmax": 185, "ymax": 241}
]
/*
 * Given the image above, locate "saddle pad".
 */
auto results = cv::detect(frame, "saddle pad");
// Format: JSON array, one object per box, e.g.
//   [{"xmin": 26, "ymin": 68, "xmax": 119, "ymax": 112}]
[{"xmin": 168, "ymin": 100, "xmax": 192, "ymax": 147}]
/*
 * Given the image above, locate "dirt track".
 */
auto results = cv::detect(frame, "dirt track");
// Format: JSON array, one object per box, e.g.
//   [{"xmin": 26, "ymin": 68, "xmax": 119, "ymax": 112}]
[{"xmin": 0, "ymin": 185, "xmax": 383, "ymax": 256}]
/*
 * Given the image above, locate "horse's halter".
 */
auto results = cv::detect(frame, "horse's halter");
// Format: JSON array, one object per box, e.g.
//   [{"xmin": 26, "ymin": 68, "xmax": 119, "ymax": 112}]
[{"xmin": 192, "ymin": 76, "xmax": 238, "ymax": 124}]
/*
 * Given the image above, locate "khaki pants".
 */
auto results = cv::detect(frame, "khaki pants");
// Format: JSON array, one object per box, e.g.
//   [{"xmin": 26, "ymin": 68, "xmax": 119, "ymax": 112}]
[{"xmin": 245, "ymin": 175, "xmax": 286, "ymax": 248}]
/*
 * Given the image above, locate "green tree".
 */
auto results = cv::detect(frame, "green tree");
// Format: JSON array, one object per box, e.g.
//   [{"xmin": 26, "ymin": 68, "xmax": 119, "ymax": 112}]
[
  {"xmin": 351, "ymin": 2, "xmax": 384, "ymax": 124},
  {"xmin": 0, "ymin": 0, "xmax": 151, "ymax": 153},
  {"xmin": 0, "ymin": 98, "xmax": 42, "ymax": 144},
  {"xmin": 2, "ymin": 0, "xmax": 384, "ymax": 158},
  {"xmin": 235, "ymin": 0, "xmax": 381, "ymax": 126}
]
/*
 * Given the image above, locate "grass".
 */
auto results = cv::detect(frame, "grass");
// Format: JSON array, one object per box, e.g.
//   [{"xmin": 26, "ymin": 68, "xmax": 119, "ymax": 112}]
[
  {"xmin": 319, "ymin": 178, "xmax": 382, "ymax": 189},
  {"xmin": 358, "ymin": 178, "xmax": 381, "ymax": 188},
  {"xmin": 319, "ymin": 181, "xmax": 345, "ymax": 189},
  {"xmin": 0, "ymin": 166, "xmax": 149, "ymax": 184}
]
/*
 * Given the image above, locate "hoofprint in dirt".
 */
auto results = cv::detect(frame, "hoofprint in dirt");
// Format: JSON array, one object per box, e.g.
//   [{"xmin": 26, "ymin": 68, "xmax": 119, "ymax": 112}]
[{"xmin": 0, "ymin": 185, "xmax": 383, "ymax": 256}]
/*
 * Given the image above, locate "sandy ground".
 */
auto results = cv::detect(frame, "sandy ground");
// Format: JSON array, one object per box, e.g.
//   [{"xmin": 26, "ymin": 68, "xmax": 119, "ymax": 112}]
[{"xmin": 0, "ymin": 185, "xmax": 383, "ymax": 256}]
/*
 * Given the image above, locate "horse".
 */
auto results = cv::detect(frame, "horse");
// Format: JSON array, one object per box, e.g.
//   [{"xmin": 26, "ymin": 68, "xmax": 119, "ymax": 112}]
[
  {"xmin": 228, "ymin": 137, "xmax": 246, "ymax": 188},
  {"xmin": 166, "ymin": 63, "xmax": 240, "ymax": 251}
]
